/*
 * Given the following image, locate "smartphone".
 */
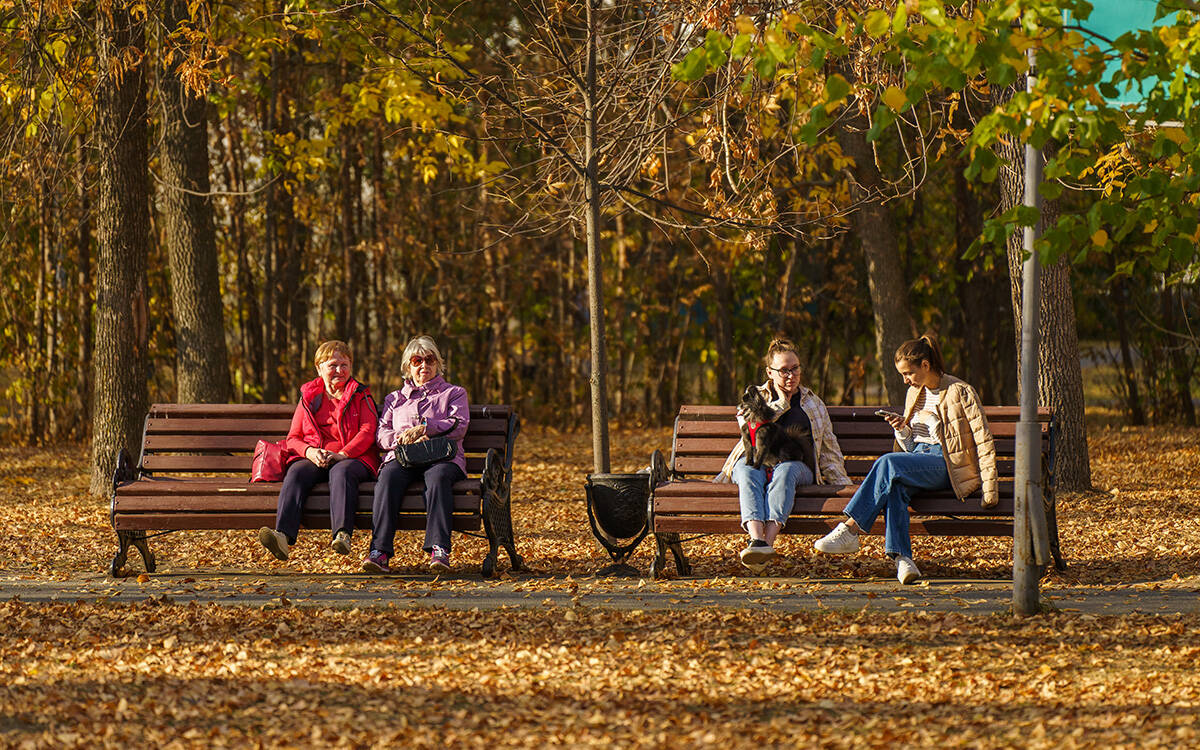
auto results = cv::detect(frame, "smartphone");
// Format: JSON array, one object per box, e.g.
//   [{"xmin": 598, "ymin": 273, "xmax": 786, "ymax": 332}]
[{"xmin": 875, "ymin": 409, "xmax": 901, "ymax": 420}]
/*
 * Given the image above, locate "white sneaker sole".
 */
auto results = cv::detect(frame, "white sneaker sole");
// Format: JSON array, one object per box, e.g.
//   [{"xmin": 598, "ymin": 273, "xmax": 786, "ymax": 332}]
[
  {"xmin": 739, "ymin": 547, "xmax": 777, "ymax": 567},
  {"xmin": 331, "ymin": 535, "xmax": 352, "ymax": 555}
]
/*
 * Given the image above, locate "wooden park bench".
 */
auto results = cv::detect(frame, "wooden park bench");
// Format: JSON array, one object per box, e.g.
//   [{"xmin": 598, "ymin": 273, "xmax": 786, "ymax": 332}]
[
  {"xmin": 646, "ymin": 405, "xmax": 1064, "ymax": 578},
  {"xmin": 109, "ymin": 403, "xmax": 523, "ymax": 578}
]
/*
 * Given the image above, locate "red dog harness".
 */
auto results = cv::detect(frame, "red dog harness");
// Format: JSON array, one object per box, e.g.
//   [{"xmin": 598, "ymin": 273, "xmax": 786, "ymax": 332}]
[{"xmin": 746, "ymin": 422, "xmax": 773, "ymax": 481}]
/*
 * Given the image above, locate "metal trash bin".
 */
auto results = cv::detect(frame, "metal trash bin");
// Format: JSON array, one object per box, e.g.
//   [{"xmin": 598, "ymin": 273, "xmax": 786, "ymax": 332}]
[{"xmin": 584, "ymin": 472, "xmax": 652, "ymax": 576}]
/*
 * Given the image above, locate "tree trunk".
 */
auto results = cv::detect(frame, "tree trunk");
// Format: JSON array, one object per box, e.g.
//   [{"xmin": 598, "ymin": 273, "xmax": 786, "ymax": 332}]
[
  {"xmin": 76, "ymin": 134, "xmax": 94, "ymax": 437},
  {"xmin": 160, "ymin": 0, "xmax": 230, "ymax": 404},
  {"xmin": 710, "ymin": 260, "xmax": 737, "ymax": 404},
  {"xmin": 584, "ymin": 0, "xmax": 610, "ymax": 473},
  {"xmin": 1161, "ymin": 282, "xmax": 1196, "ymax": 426},
  {"xmin": 839, "ymin": 124, "xmax": 914, "ymax": 405},
  {"xmin": 90, "ymin": 2, "xmax": 151, "ymax": 495},
  {"xmin": 996, "ymin": 135, "xmax": 1091, "ymax": 490},
  {"xmin": 1112, "ymin": 275, "xmax": 1145, "ymax": 425}
]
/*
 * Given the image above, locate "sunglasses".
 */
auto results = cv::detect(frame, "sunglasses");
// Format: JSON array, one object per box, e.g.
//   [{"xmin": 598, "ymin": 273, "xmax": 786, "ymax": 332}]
[{"xmin": 410, "ymin": 354, "xmax": 438, "ymax": 367}]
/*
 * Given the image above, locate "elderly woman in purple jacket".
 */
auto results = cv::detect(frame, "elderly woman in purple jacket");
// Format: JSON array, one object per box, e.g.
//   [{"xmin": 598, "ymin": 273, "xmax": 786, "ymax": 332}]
[{"xmin": 362, "ymin": 335, "xmax": 470, "ymax": 574}]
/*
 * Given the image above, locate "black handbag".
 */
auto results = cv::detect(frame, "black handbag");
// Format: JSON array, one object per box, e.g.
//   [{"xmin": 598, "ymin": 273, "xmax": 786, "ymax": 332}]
[
  {"xmin": 394, "ymin": 418, "xmax": 459, "ymax": 468},
  {"xmin": 395, "ymin": 436, "xmax": 456, "ymax": 468}
]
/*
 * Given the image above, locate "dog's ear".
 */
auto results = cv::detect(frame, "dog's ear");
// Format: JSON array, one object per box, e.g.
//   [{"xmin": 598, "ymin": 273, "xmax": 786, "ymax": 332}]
[{"xmin": 743, "ymin": 384, "xmax": 760, "ymax": 401}]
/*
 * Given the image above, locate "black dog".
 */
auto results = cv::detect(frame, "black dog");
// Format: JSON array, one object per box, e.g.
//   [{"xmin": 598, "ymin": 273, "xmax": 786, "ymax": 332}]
[{"xmin": 738, "ymin": 385, "xmax": 816, "ymax": 474}]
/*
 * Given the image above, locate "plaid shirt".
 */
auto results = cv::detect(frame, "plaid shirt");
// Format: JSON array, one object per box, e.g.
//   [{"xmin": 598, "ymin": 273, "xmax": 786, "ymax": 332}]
[{"xmin": 717, "ymin": 383, "xmax": 850, "ymax": 485}]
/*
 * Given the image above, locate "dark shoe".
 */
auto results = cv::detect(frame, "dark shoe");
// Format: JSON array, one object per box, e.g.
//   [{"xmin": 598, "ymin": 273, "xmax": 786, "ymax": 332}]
[
  {"xmin": 258, "ymin": 527, "xmax": 290, "ymax": 561},
  {"xmin": 429, "ymin": 545, "xmax": 451, "ymax": 573},
  {"xmin": 739, "ymin": 539, "xmax": 776, "ymax": 568},
  {"xmin": 362, "ymin": 550, "xmax": 391, "ymax": 574},
  {"xmin": 331, "ymin": 530, "xmax": 352, "ymax": 555}
]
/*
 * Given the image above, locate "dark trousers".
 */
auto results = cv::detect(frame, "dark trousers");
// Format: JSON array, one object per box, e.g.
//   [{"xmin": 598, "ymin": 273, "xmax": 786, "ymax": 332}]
[
  {"xmin": 275, "ymin": 458, "xmax": 372, "ymax": 543},
  {"xmin": 370, "ymin": 459, "xmax": 466, "ymax": 556}
]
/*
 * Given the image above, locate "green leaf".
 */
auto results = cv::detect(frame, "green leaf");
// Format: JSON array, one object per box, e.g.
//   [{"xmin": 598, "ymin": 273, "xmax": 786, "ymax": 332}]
[
  {"xmin": 864, "ymin": 10, "xmax": 890, "ymax": 38},
  {"xmin": 730, "ymin": 33, "xmax": 752, "ymax": 60},
  {"xmin": 754, "ymin": 53, "xmax": 777, "ymax": 79},
  {"xmin": 920, "ymin": 3, "xmax": 948, "ymax": 28},
  {"xmin": 892, "ymin": 4, "xmax": 908, "ymax": 34},
  {"xmin": 672, "ymin": 47, "xmax": 709, "ymax": 82},
  {"xmin": 824, "ymin": 74, "xmax": 851, "ymax": 104}
]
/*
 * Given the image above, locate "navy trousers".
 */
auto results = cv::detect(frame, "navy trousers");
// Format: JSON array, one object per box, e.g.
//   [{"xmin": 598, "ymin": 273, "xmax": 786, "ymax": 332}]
[
  {"xmin": 369, "ymin": 459, "xmax": 465, "ymax": 556},
  {"xmin": 275, "ymin": 458, "xmax": 372, "ymax": 544}
]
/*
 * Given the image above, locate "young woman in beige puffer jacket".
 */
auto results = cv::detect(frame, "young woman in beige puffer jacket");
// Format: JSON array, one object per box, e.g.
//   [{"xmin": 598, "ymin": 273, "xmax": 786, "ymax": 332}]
[{"xmin": 813, "ymin": 336, "xmax": 997, "ymax": 584}]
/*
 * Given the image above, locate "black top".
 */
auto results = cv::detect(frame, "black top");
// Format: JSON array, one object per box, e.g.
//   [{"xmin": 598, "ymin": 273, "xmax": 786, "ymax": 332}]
[{"xmin": 776, "ymin": 393, "xmax": 817, "ymax": 475}]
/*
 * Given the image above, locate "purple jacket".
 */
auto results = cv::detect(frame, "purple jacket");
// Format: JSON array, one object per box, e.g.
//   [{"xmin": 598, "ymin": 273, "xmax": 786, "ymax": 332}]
[{"xmin": 376, "ymin": 375, "xmax": 471, "ymax": 473}]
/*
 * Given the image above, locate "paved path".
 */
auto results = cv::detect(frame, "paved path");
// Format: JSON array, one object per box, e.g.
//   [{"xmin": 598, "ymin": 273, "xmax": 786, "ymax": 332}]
[{"xmin": 3, "ymin": 572, "xmax": 1198, "ymax": 615}]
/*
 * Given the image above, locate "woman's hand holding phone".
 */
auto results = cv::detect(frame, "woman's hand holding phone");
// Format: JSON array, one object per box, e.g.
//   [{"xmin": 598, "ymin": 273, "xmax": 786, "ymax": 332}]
[{"xmin": 875, "ymin": 409, "xmax": 906, "ymax": 431}]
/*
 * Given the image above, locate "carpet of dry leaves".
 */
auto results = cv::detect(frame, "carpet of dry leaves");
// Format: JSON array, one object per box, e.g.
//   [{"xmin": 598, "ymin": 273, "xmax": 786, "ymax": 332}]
[{"xmin": 1, "ymin": 423, "xmax": 1199, "ymax": 747}]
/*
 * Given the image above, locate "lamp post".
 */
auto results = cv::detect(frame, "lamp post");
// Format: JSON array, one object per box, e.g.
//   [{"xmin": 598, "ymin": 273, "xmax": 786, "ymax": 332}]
[{"xmin": 1013, "ymin": 46, "xmax": 1053, "ymax": 616}]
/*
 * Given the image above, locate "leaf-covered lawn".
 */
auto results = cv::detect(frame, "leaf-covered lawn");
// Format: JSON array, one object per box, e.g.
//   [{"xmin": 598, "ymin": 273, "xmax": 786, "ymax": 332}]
[
  {"xmin": 0, "ymin": 425, "xmax": 1198, "ymax": 747},
  {"xmin": 2, "ymin": 603, "xmax": 1199, "ymax": 747}
]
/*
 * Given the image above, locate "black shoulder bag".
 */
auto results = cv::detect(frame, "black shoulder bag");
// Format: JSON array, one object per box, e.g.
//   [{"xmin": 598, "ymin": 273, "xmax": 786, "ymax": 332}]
[{"xmin": 395, "ymin": 418, "xmax": 458, "ymax": 468}]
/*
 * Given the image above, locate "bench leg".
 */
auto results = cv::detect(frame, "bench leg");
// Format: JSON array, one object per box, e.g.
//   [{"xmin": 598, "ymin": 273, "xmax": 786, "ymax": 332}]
[
  {"xmin": 110, "ymin": 530, "xmax": 156, "ymax": 577},
  {"xmin": 1044, "ymin": 492, "xmax": 1067, "ymax": 572},
  {"xmin": 649, "ymin": 532, "xmax": 691, "ymax": 579},
  {"xmin": 481, "ymin": 448, "xmax": 524, "ymax": 578}
]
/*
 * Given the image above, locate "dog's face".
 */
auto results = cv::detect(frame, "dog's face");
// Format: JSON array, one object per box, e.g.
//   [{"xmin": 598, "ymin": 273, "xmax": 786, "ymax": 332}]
[{"xmin": 738, "ymin": 385, "xmax": 771, "ymax": 423}]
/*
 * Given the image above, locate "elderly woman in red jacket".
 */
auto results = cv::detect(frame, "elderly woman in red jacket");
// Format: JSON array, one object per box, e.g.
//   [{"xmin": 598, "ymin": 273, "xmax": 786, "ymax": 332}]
[{"xmin": 258, "ymin": 340, "xmax": 380, "ymax": 561}]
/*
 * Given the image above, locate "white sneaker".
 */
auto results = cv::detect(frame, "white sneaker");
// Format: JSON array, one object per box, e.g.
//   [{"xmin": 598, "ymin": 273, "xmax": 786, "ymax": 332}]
[
  {"xmin": 331, "ymin": 530, "xmax": 352, "ymax": 555},
  {"xmin": 896, "ymin": 555, "xmax": 921, "ymax": 585},
  {"xmin": 814, "ymin": 522, "xmax": 860, "ymax": 555},
  {"xmin": 258, "ymin": 527, "xmax": 290, "ymax": 561}
]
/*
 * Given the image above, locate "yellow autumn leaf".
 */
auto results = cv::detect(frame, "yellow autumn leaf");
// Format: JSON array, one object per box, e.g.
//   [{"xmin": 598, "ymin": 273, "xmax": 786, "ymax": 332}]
[
  {"xmin": 1091, "ymin": 229, "xmax": 1108, "ymax": 246},
  {"xmin": 883, "ymin": 85, "xmax": 907, "ymax": 112}
]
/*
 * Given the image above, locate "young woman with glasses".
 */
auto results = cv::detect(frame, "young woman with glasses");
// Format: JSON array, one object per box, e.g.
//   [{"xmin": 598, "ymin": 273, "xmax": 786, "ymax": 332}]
[
  {"xmin": 716, "ymin": 338, "xmax": 850, "ymax": 572},
  {"xmin": 363, "ymin": 335, "xmax": 471, "ymax": 574}
]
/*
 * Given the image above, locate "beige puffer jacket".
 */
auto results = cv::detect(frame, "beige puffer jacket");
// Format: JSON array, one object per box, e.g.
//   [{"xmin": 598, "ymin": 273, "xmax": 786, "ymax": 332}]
[{"xmin": 901, "ymin": 374, "xmax": 998, "ymax": 508}]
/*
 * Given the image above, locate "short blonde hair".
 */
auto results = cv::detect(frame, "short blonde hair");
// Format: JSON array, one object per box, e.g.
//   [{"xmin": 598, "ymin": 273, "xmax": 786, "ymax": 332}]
[
  {"xmin": 314, "ymin": 340, "xmax": 353, "ymax": 369},
  {"xmin": 402, "ymin": 335, "xmax": 444, "ymax": 375}
]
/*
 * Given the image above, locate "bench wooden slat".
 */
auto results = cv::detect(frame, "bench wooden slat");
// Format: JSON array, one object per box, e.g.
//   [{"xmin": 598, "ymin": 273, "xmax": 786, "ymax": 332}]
[
  {"xmin": 653, "ymin": 494, "xmax": 1015, "ymax": 515},
  {"xmin": 142, "ymin": 442, "xmax": 505, "ymax": 473},
  {"xmin": 114, "ymin": 513, "xmax": 482, "ymax": 532},
  {"xmin": 672, "ymin": 437, "xmax": 1041, "ymax": 457},
  {"xmin": 116, "ymin": 478, "xmax": 481, "ymax": 496},
  {"xmin": 115, "ymin": 493, "xmax": 481, "ymax": 513},
  {"xmin": 142, "ymin": 429, "xmax": 509, "ymax": 453},
  {"xmin": 672, "ymin": 455, "xmax": 1032, "ymax": 476},
  {"xmin": 677, "ymin": 405, "xmax": 1049, "ymax": 421},
  {"xmin": 132, "ymin": 456, "xmax": 489, "ymax": 478},
  {"xmin": 144, "ymin": 417, "xmax": 512, "ymax": 439},
  {"xmin": 146, "ymin": 403, "xmax": 512, "ymax": 419},
  {"xmin": 669, "ymin": 457, "xmax": 1019, "ymax": 477},
  {"xmin": 653, "ymin": 516, "xmax": 1013, "ymax": 536},
  {"xmin": 673, "ymin": 420, "xmax": 1047, "ymax": 440}
]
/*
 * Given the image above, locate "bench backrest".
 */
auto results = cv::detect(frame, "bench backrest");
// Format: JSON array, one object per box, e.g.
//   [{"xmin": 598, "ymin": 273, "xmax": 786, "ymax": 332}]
[
  {"xmin": 137, "ymin": 403, "xmax": 517, "ymax": 480},
  {"xmin": 669, "ymin": 405, "xmax": 1054, "ymax": 484}
]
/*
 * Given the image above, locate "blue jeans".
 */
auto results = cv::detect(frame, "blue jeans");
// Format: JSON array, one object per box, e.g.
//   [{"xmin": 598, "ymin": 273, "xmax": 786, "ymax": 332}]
[
  {"xmin": 842, "ymin": 443, "xmax": 951, "ymax": 560},
  {"xmin": 732, "ymin": 458, "xmax": 814, "ymax": 530}
]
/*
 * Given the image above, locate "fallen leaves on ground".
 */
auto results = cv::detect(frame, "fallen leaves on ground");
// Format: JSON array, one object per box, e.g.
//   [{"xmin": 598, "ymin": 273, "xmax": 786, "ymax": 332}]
[
  {"xmin": 3, "ymin": 602, "xmax": 1200, "ymax": 748},
  {"xmin": 0, "ymin": 425, "xmax": 1199, "ymax": 746}
]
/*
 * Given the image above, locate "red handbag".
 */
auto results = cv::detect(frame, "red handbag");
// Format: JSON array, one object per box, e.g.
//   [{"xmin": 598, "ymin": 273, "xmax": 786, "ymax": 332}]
[{"xmin": 250, "ymin": 439, "xmax": 289, "ymax": 482}]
